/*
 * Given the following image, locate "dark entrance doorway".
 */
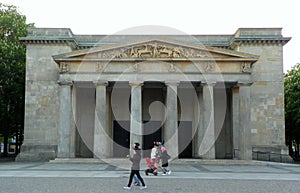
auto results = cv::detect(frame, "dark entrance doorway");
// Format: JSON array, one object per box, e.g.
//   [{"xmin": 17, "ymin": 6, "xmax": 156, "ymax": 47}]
[
  {"xmin": 178, "ymin": 121, "xmax": 193, "ymax": 158},
  {"xmin": 113, "ymin": 120, "xmax": 130, "ymax": 157},
  {"xmin": 143, "ymin": 121, "xmax": 162, "ymax": 158}
]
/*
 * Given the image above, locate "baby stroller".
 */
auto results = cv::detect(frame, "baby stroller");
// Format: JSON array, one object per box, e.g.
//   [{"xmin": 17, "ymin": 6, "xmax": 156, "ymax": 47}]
[{"xmin": 145, "ymin": 157, "xmax": 158, "ymax": 176}]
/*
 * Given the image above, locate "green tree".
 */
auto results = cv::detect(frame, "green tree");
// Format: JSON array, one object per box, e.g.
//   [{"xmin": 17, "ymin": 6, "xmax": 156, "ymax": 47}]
[
  {"xmin": 0, "ymin": 3, "xmax": 34, "ymax": 156},
  {"xmin": 284, "ymin": 63, "xmax": 300, "ymax": 158}
]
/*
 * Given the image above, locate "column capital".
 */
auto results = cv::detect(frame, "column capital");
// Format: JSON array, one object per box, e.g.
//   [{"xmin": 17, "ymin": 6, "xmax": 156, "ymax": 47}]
[
  {"xmin": 93, "ymin": 80, "xmax": 108, "ymax": 87},
  {"xmin": 165, "ymin": 81, "xmax": 180, "ymax": 87},
  {"xmin": 201, "ymin": 81, "xmax": 216, "ymax": 87},
  {"xmin": 129, "ymin": 81, "xmax": 144, "ymax": 87},
  {"xmin": 237, "ymin": 81, "xmax": 253, "ymax": 87},
  {"xmin": 57, "ymin": 80, "xmax": 73, "ymax": 86}
]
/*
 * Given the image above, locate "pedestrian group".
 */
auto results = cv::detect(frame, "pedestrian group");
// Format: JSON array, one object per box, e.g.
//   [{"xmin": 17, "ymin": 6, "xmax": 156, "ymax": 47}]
[{"xmin": 124, "ymin": 140, "xmax": 172, "ymax": 190}]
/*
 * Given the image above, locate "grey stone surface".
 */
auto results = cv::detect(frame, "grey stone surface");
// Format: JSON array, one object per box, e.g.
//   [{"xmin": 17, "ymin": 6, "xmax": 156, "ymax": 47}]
[
  {"xmin": 201, "ymin": 82, "xmax": 215, "ymax": 159},
  {"xmin": 129, "ymin": 81, "xmax": 143, "ymax": 152},
  {"xmin": 0, "ymin": 160, "xmax": 299, "ymax": 193},
  {"xmin": 57, "ymin": 81, "xmax": 72, "ymax": 158},
  {"xmin": 164, "ymin": 81, "xmax": 179, "ymax": 158},
  {"xmin": 94, "ymin": 81, "xmax": 109, "ymax": 158}
]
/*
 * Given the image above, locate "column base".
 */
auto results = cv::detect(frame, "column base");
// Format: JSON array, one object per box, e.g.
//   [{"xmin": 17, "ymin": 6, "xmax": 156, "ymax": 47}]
[{"xmin": 16, "ymin": 144, "xmax": 57, "ymax": 162}]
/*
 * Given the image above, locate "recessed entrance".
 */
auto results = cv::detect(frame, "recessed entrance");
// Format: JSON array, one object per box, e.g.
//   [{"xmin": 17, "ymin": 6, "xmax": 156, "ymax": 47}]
[
  {"xmin": 113, "ymin": 120, "xmax": 130, "ymax": 157},
  {"xmin": 178, "ymin": 121, "xmax": 193, "ymax": 158},
  {"xmin": 143, "ymin": 121, "xmax": 162, "ymax": 158}
]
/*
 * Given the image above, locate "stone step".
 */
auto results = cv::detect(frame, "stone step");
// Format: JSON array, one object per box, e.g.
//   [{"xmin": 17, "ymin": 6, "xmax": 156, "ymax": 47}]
[
  {"xmin": 49, "ymin": 158, "xmax": 106, "ymax": 164},
  {"xmin": 49, "ymin": 158, "xmax": 266, "ymax": 166}
]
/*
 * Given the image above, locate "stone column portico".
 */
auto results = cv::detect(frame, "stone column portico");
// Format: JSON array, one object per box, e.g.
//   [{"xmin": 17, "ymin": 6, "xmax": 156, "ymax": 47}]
[
  {"xmin": 238, "ymin": 82, "xmax": 252, "ymax": 160},
  {"xmin": 164, "ymin": 81, "xmax": 179, "ymax": 158},
  {"xmin": 129, "ymin": 81, "xmax": 144, "ymax": 153},
  {"xmin": 57, "ymin": 80, "xmax": 73, "ymax": 158},
  {"xmin": 201, "ymin": 82, "xmax": 216, "ymax": 159},
  {"xmin": 93, "ymin": 81, "xmax": 109, "ymax": 158}
]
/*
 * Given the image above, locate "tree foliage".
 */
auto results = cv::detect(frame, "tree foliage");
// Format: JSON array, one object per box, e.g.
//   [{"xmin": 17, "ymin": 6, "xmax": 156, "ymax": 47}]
[
  {"xmin": 0, "ymin": 3, "xmax": 34, "ymax": 156},
  {"xmin": 284, "ymin": 63, "xmax": 300, "ymax": 158}
]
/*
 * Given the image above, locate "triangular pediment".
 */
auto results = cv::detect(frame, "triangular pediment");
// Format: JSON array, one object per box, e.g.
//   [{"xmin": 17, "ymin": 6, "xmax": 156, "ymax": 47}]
[{"xmin": 53, "ymin": 39, "xmax": 258, "ymax": 62}]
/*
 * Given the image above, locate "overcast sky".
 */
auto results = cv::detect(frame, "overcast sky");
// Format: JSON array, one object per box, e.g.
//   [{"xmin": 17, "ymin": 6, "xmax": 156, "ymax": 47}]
[{"xmin": 2, "ymin": 0, "xmax": 299, "ymax": 72}]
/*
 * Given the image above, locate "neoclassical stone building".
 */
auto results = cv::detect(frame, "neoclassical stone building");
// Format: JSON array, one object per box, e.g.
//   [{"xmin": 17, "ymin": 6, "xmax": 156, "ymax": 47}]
[{"xmin": 16, "ymin": 28, "xmax": 291, "ymax": 162}]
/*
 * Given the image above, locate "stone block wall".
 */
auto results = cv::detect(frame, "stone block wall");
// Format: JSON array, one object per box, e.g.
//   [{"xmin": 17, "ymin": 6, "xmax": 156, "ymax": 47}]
[
  {"xmin": 234, "ymin": 28, "xmax": 288, "ymax": 156},
  {"xmin": 16, "ymin": 34, "xmax": 73, "ymax": 161}
]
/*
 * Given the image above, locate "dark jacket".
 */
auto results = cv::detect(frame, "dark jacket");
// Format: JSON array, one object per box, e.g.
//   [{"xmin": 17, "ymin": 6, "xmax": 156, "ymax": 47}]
[
  {"xmin": 161, "ymin": 150, "xmax": 171, "ymax": 166},
  {"xmin": 129, "ymin": 150, "xmax": 141, "ymax": 170}
]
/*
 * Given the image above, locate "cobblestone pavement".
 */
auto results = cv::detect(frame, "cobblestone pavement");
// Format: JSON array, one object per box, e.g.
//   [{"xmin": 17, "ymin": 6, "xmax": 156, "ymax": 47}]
[{"xmin": 0, "ymin": 160, "xmax": 299, "ymax": 193}]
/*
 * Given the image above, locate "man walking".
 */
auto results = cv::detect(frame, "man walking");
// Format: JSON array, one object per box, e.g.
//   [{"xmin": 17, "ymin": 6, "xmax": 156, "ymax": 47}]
[{"xmin": 123, "ymin": 142, "xmax": 147, "ymax": 190}]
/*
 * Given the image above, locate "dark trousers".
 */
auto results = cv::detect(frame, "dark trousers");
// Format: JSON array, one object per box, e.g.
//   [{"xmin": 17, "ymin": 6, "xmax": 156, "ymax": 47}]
[{"xmin": 127, "ymin": 170, "xmax": 145, "ymax": 187}]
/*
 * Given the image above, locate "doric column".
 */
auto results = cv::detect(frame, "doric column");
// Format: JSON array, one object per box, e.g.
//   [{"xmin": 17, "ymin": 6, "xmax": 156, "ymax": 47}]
[
  {"xmin": 196, "ymin": 86, "xmax": 204, "ymax": 158},
  {"xmin": 201, "ymin": 82, "xmax": 216, "ymax": 159},
  {"xmin": 129, "ymin": 81, "xmax": 143, "ymax": 154},
  {"xmin": 237, "ymin": 82, "xmax": 252, "ymax": 160},
  {"xmin": 57, "ymin": 80, "xmax": 73, "ymax": 158},
  {"xmin": 93, "ymin": 80, "xmax": 109, "ymax": 158},
  {"xmin": 232, "ymin": 86, "xmax": 240, "ymax": 159},
  {"xmin": 164, "ymin": 81, "xmax": 179, "ymax": 158}
]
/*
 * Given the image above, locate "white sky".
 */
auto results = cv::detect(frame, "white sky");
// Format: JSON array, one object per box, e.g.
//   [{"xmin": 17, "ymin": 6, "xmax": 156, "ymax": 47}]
[{"xmin": 2, "ymin": 0, "xmax": 299, "ymax": 72}]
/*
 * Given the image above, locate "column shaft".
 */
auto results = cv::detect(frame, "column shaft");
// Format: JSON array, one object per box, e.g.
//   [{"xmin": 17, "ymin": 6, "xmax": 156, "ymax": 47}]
[
  {"xmin": 238, "ymin": 82, "xmax": 252, "ymax": 160},
  {"xmin": 130, "ymin": 81, "xmax": 143, "ymax": 154},
  {"xmin": 201, "ymin": 82, "xmax": 216, "ymax": 159},
  {"xmin": 93, "ymin": 81, "xmax": 108, "ymax": 158},
  {"xmin": 164, "ymin": 81, "xmax": 179, "ymax": 158},
  {"xmin": 58, "ymin": 80, "xmax": 72, "ymax": 158}
]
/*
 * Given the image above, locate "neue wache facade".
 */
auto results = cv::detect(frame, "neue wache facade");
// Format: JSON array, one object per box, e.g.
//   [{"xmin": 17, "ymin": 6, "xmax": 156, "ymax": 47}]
[{"xmin": 16, "ymin": 28, "xmax": 292, "ymax": 162}]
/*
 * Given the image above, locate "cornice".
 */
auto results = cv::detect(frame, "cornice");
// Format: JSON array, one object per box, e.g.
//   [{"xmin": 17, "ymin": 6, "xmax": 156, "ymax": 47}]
[
  {"xmin": 19, "ymin": 36, "xmax": 79, "ymax": 49},
  {"xmin": 20, "ymin": 28, "xmax": 291, "ymax": 52},
  {"xmin": 229, "ymin": 36, "xmax": 291, "ymax": 47}
]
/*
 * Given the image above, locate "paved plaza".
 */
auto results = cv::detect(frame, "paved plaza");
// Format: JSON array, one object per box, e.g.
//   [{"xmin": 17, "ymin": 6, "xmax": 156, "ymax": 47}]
[{"xmin": 0, "ymin": 159, "xmax": 299, "ymax": 193}]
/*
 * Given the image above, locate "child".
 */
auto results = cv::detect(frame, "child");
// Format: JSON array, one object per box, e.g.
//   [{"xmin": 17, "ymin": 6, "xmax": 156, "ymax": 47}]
[{"xmin": 133, "ymin": 175, "xmax": 140, "ymax": 186}]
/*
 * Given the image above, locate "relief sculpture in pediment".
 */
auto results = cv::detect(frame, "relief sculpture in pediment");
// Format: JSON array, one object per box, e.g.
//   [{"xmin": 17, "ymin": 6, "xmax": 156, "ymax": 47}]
[{"xmin": 99, "ymin": 42, "xmax": 210, "ymax": 59}]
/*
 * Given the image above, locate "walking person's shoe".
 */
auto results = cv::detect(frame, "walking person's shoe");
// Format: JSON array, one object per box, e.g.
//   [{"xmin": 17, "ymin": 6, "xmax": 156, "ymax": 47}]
[
  {"xmin": 123, "ymin": 186, "xmax": 131, "ymax": 190},
  {"xmin": 168, "ymin": 170, "xmax": 172, "ymax": 175},
  {"xmin": 140, "ymin": 186, "xmax": 147, "ymax": 190}
]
